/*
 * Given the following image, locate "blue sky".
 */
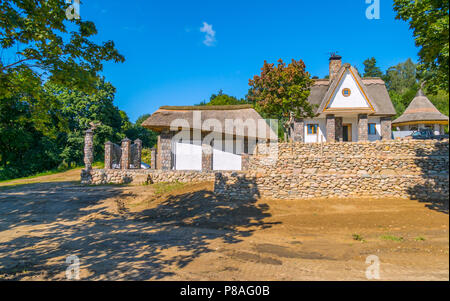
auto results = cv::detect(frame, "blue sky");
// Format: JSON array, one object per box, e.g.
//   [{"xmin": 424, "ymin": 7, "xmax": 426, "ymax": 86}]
[{"xmin": 81, "ymin": 0, "xmax": 419, "ymax": 122}]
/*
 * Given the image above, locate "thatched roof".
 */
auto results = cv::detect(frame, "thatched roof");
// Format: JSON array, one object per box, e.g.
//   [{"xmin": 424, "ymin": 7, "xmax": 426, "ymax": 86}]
[
  {"xmin": 142, "ymin": 105, "xmax": 278, "ymax": 139},
  {"xmin": 309, "ymin": 64, "xmax": 396, "ymax": 116},
  {"xmin": 392, "ymin": 89, "xmax": 449, "ymax": 126}
]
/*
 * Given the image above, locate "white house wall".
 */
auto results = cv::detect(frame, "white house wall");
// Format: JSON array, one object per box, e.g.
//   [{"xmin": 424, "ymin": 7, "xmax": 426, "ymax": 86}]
[
  {"xmin": 303, "ymin": 116, "xmax": 382, "ymax": 143},
  {"xmin": 327, "ymin": 70, "xmax": 371, "ymax": 109},
  {"xmin": 213, "ymin": 139, "xmax": 242, "ymax": 170},
  {"xmin": 304, "ymin": 118, "xmax": 326, "ymax": 143},
  {"xmin": 213, "ymin": 149, "xmax": 242, "ymax": 170},
  {"xmin": 368, "ymin": 117, "xmax": 381, "ymax": 141},
  {"xmin": 174, "ymin": 141, "xmax": 202, "ymax": 170}
]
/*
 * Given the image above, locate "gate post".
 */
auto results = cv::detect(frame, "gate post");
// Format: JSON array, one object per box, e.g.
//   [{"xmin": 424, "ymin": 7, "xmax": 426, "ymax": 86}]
[
  {"xmin": 83, "ymin": 129, "xmax": 94, "ymax": 170},
  {"xmin": 104, "ymin": 141, "xmax": 113, "ymax": 169},
  {"xmin": 133, "ymin": 139, "xmax": 142, "ymax": 169},
  {"xmin": 121, "ymin": 138, "xmax": 131, "ymax": 169}
]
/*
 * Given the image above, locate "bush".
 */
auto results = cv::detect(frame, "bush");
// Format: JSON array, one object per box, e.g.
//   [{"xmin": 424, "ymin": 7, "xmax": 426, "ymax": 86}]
[{"xmin": 141, "ymin": 148, "xmax": 153, "ymax": 165}]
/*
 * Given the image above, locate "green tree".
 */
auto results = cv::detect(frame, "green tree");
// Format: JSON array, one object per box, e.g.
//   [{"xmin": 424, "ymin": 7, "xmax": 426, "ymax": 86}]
[
  {"xmin": 0, "ymin": 0, "xmax": 126, "ymax": 179},
  {"xmin": 248, "ymin": 59, "xmax": 315, "ymax": 135},
  {"xmin": 124, "ymin": 114, "xmax": 158, "ymax": 148},
  {"xmin": 389, "ymin": 83, "xmax": 420, "ymax": 118},
  {"xmin": 196, "ymin": 89, "xmax": 248, "ymax": 106},
  {"xmin": 45, "ymin": 78, "xmax": 126, "ymax": 166},
  {"xmin": 0, "ymin": 92, "xmax": 63, "ymax": 179},
  {"xmin": 0, "ymin": 0, "xmax": 125, "ymax": 95},
  {"xmin": 393, "ymin": 0, "xmax": 449, "ymax": 93},
  {"xmin": 383, "ymin": 58, "xmax": 418, "ymax": 94},
  {"xmin": 363, "ymin": 57, "xmax": 383, "ymax": 77}
]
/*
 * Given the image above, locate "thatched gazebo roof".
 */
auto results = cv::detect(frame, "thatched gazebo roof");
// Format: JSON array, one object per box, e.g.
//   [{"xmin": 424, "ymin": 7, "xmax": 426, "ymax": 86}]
[{"xmin": 392, "ymin": 89, "xmax": 449, "ymax": 127}]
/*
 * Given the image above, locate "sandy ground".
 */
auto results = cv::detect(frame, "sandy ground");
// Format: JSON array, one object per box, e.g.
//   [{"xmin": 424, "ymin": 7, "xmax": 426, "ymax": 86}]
[{"xmin": 0, "ymin": 170, "xmax": 448, "ymax": 281}]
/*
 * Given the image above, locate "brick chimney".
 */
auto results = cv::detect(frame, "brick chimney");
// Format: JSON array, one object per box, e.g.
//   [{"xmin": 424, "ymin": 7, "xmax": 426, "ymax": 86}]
[{"xmin": 329, "ymin": 54, "xmax": 342, "ymax": 83}]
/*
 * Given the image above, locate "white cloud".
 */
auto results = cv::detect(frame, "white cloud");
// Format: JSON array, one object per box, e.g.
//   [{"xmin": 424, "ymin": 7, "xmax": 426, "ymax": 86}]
[{"xmin": 200, "ymin": 22, "xmax": 216, "ymax": 46}]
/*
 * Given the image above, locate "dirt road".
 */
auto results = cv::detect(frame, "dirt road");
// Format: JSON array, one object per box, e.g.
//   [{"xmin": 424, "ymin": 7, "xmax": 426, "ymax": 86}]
[{"xmin": 0, "ymin": 170, "xmax": 448, "ymax": 280}]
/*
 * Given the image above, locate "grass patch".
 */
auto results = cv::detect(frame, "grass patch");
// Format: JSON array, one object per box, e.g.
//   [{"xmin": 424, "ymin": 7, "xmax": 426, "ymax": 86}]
[
  {"xmin": 0, "ymin": 161, "xmax": 104, "ymax": 184},
  {"xmin": 92, "ymin": 161, "xmax": 104, "ymax": 168},
  {"xmin": 380, "ymin": 235, "xmax": 404, "ymax": 242},
  {"xmin": 414, "ymin": 236, "xmax": 426, "ymax": 241},
  {"xmin": 152, "ymin": 181, "xmax": 186, "ymax": 195},
  {"xmin": 352, "ymin": 234, "xmax": 365, "ymax": 242},
  {"xmin": 0, "ymin": 167, "xmax": 80, "ymax": 184}
]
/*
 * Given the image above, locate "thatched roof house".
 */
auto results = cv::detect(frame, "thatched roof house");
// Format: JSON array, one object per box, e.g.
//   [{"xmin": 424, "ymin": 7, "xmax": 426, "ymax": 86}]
[
  {"xmin": 142, "ymin": 105, "xmax": 277, "ymax": 140},
  {"xmin": 311, "ymin": 71, "xmax": 396, "ymax": 116},
  {"xmin": 392, "ymin": 89, "xmax": 449, "ymax": 128},
  {"xmin": 142, "ymin": 105, "xmax": 277, "ymax": 171},
  {"xmin": 289, "ymin": 56, "xmax": 396, "ymax": 143}
]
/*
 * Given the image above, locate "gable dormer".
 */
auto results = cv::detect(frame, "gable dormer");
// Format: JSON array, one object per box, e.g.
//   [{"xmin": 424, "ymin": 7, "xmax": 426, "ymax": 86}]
[{"xmin": 317, "ymin": 63, "xmax": 377, "ymax": 116}]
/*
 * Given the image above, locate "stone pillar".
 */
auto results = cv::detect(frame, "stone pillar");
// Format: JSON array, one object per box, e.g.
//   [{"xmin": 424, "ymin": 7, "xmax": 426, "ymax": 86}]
[
  {"xmin": 150, "ymin": 148, "xmax": 156, "ymax": 169},
  {"xmin": 291, "ymin": 117, "xmax": 305, "ymax": 142},
  {"xmin": 133, "ymin": 139, "xmax": 142, "ymax": 169},
  {"xmin": 104, "ymin": 141, "xmax": 113, "ymax": 169},
  {"xmin": 326, "ymin": 114, "xmax": 336, "ymax": 142},
  {"xmin": 158, "ymin": 131, "xmax": 173, "ymax": 170},
  {"xmin": 335, "ymin": 117, "xmax": 343, "ymax": 142},
  {"xmin": 83, "ymin": 129, "xmax": 94, "ymax": 170},
  {"xmin": 121, "ymin": 138, "xmax": 131, "ymax": 170},
  {"xmin": 156, "ymin": 135, "xmax": 161, "ymax": 169},
  {"xmin": 202, "ymin": 142, "xmax": 212, "ymax": 171},
  {"xmin": 358, "ymin": 114, "xmax": 368, "ymax": 141},
  {"xmin": 380, "ymin": 117, "xmax": 392, "ymax": 140}
]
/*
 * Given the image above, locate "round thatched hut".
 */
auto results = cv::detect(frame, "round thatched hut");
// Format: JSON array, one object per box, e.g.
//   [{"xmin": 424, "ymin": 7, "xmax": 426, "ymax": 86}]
[{"xmin": 392, "ymin": 89, "xmax": 448, "ymax": 135}]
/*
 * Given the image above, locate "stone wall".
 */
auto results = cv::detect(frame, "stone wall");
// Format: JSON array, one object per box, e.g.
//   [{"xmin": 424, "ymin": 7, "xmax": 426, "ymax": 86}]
[
  {"xmin": 216, "ymin": 139, "xmax": 449, "ymax": 200},
  {"xmin": 214, "ymin": 172, "xmax": 447, "ymax": 200},
  {"xmin": 82, "ymin": 139, "xmax": 449, "ymax": 201},
  {"xmin": 81, "ymin": 168, "xmax": 215, "ymax": 185}
]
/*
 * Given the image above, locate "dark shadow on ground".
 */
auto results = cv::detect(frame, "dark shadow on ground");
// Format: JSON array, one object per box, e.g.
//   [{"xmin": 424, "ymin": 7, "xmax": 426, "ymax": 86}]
[
  {"xmin": 0, "ymin": 177, "xmax": 278, "ymax": 280},
  {"xmin": 407, "ymin": 140, "xmax": 449, "ymax": 214}
]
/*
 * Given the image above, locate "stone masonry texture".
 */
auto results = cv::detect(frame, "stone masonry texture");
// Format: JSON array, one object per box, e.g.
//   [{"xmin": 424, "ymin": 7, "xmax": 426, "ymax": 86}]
[
  {"xmin": 133, "ymin": 139, "xmax": 142, "ymax": 168},
  {"xmin": 121, "ymin": 138, "xmax": 131, "ymax": 169},
  {"xmin": 335, "ymin": 117, "xmax": 343, "ymax": 142},
  {"xmin": 326, "ymin": 115, "xmax": 336, "ymax": 142},
  {"xmin": 381, "ymin": 117, "xmax": 392, "ymax": 140},
  {"xmin": 83, "ymin": 129, "xmax": 94, "ymax": 170},
  {"xmin": 291, "ymin": 118, "xmax": 305, "ymax": 142},
  {"xmin": 82, "ymin": 139, "xmax": 449, "ymax": 201},
  {"xmin": 150, "ymin": 148, "xmax": 156, "ymax": 169},
  {"xmin": 158, "ymin": 131, "xmax": 173, "ymax": 170},
  {"xmin": 104, "ymin": 141, "xmax": 113, "ymax": 169},
  {"xmin": 358, "ymin": 114, "xmax": 368, "ymax": 141}
]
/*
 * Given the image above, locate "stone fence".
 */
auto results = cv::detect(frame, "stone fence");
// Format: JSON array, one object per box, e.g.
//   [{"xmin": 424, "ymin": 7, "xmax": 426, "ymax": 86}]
[
  {"xmin": 104, "ymin": 138, "xmax": 142, "ymax": 169},
  {"xmin": 81, "ymin": 169, "xmax": 214, "ymax": 185},
  {"xmin": 81, "ymin": 138, "xmax": 449, "ymax": 201},
  {"xmin": 215, "ymin": 139, "xmax": 448, "ymax": 200}
]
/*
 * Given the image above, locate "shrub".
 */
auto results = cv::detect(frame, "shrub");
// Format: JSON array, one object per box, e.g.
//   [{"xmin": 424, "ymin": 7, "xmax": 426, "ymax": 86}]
[{"xmin": 141, "ymin": 148, "xmax": 152, "ymax": 165}]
